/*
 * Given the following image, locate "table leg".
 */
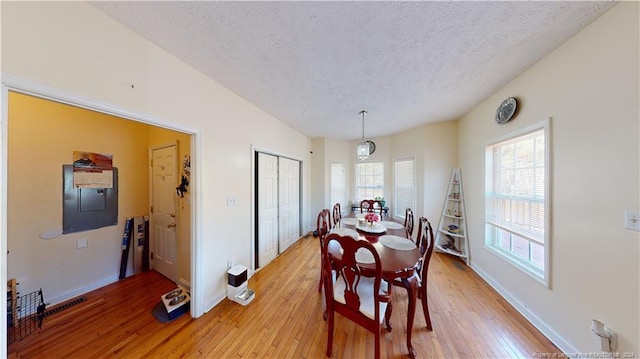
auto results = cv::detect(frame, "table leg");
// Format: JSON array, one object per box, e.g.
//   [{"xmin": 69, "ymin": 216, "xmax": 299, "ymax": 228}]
[{"xmin": 401, "ymin": 276, "xmax": 418, "ymax": 359}]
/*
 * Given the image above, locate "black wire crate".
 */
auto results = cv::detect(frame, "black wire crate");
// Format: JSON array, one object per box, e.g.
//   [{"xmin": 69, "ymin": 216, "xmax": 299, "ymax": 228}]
[{"xmin": 7, "ymin": 287, "xmax": 47, "ymax": 344}]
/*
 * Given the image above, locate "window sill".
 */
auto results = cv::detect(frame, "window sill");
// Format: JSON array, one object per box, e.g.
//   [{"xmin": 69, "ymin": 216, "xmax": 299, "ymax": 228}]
[{"xmin": 483, "ymin": 244, "xmax": 549, "ymax": 288}]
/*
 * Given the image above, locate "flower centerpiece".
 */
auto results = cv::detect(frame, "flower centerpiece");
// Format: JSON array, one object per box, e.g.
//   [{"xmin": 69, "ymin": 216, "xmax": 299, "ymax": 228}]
[{"xmin": 364, "ymin": 212, "xmax": 380, "ymax": 227}]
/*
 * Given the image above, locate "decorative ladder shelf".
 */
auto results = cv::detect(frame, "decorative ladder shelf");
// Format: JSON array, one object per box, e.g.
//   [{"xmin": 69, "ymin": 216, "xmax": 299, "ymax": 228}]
[{"xmin": 435, "ymin": 168, "xmax": 470, "ymax": 265}]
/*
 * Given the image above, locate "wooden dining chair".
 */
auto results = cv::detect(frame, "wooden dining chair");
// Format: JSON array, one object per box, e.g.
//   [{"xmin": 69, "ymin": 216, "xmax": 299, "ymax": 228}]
[
  {"xmin": 321, "ymin": 232, "xmax": 391, "ymax": 359},
  {"xmin": 387, "ymin": 216, "xmax": 435, "ymax": 330},
  {"xmin": 404, "ymin": 208, "xmax": 415, "ymax": 240},
  {"xmin": 414, "ymin": 216, "xmax": 436, "ymax": 330},
  {"xmin": 373, "ymin": 200, "xmax": 385, "ymax": 217},
  {"xmin": 332, "ymin": 203, "xmax": 341, "ymax": 227},
  {"xmin": 316, "ymin": 209, "xmax": 331, "ymax": 292},
  {"xmin": 360, "ymin": 199, "xmax": 383, "ymax": 216}
]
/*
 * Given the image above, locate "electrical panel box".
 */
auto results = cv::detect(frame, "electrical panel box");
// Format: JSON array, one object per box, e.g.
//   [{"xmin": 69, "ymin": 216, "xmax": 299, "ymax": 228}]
[{"xmin": 62, "ymin": 165, "xmax": 118, "ymax": 234}]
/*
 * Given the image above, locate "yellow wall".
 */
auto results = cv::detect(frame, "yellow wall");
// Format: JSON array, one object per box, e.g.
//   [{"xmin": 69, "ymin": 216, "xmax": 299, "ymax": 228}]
[{"xmin": 7, "ymin": 92, "xmax": 191, "ymax": 303}]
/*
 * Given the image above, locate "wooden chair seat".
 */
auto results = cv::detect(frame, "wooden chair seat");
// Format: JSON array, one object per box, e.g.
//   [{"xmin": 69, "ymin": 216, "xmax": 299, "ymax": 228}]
[{"xmin": 333, "ymin": 275, "xmax": 388, "ymax": 321}]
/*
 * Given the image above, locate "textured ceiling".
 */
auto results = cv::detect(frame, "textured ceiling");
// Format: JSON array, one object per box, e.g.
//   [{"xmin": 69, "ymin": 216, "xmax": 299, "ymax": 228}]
[{"xmin": 90, "ymin": 1, "xmax": 616, "ymax": 140}]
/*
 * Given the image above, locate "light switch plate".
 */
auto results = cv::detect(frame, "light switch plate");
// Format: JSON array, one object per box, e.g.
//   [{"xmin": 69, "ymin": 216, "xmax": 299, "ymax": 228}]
[{"xmin": 624, "ymin": 211, "xmax": 639, "ymax": 231}]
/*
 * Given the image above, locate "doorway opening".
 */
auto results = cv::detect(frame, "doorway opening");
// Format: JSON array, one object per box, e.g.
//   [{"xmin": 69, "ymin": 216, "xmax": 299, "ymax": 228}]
[{"xmin": 1, "ymin": 83, "xmax": 198, "ymax": 330}]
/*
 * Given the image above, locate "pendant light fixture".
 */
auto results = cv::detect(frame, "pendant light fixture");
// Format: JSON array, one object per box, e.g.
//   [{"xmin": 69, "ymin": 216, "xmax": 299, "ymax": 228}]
[{"xmin": 356, "ymin": 110, "xmax": 370, "ymax": 161}]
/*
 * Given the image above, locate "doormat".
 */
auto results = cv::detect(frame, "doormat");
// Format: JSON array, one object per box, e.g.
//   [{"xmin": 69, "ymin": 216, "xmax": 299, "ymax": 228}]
[
  {"xmin": 151, "ymin": 301, "xmax": 190, "ymax": 323},
  {"xmin": 152, "ymin": 301, "xmax": 177, "ymax": 323}
]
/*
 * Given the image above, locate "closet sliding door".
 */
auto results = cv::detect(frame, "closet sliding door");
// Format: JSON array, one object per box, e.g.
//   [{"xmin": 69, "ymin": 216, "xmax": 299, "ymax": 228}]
[
  {"xmin": 256, "ymin": 152, "xmax": 301, "ymax": 269},
  {"xmin": 278, "ymin": 157, "xmax": 300, "ymax": 252}
]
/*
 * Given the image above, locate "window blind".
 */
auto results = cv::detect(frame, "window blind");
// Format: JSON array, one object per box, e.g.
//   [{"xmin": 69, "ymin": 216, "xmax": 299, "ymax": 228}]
[{"xmin": 394, "ymin": 158, "xmax": 415, "ymax": 218}]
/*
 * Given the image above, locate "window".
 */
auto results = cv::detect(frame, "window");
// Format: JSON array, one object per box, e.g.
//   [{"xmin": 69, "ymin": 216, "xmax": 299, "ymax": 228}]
[
  {"xmin": 330, "ymin": 163, "xmax": 346, "ymax": 211},
  {"xmin": 355, "ymin": 161, "xmax": 384, "ymax": 201},
  {"xmin": 394, "ymin": 157, "xmax": 415, "ymax": 219},
  {"xmin": 485, "ymin": 122, "xmax": 549, "ymax": 285}
]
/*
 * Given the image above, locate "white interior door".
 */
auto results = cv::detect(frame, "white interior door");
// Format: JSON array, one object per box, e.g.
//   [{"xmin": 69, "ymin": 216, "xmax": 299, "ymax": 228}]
[
  {"xmin": 257, "ymin": 153, "xmax": 279, "ymax": 267},
  {"xmin": 278, "ymin": 157, "xmax": 300, "ymax": 252},
  {"xmin": 150, "ymin": 144, "xmax": 178, "ymax": 282}
]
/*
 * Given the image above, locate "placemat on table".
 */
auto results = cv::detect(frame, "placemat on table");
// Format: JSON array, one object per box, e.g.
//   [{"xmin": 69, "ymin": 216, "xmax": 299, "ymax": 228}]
[
  {"xmin": 340, "ymin": 217, "xmax": 358, "ymax": 226},
  {"xmin": 329, "ymin": 227, "xmax": 359, "ymax": 239},
  {"xmin": 379, "ymin": 221, "xmax": 404, "ymax": 229},
  {"xmin": 355, "ymin": 249, "xmax": 375, "ymax": 264},
  {"xmin": 379, "ymin": 235, "xmax": 416, "ymax": 250}
]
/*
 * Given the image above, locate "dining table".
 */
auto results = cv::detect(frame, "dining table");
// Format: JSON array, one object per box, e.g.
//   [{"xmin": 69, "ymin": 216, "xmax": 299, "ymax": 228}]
[{"xmin": 328, "ymin": 213, "xmax": 421, "ymax": 359}]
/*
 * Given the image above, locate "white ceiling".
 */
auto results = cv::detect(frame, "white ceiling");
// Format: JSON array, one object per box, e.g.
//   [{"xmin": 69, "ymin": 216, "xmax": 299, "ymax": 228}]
[{"xmin": 89, "ymin": 1, "xmax": 616, "ymax": 140}]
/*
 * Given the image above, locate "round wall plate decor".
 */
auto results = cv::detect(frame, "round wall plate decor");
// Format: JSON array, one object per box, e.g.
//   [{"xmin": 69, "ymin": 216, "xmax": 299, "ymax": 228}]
[{"xmin": 495, "ymin": 97, "xmax": 517, "ymax": 125}]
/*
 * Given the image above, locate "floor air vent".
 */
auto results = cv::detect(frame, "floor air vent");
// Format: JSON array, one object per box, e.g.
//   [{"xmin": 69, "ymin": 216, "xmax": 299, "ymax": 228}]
[{"xmin": 44, "ymin": 297, "xmax": 86, "ymax": 317}]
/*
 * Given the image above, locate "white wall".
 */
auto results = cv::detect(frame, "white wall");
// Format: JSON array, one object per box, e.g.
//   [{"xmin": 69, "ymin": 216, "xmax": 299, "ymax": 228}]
[
  {"xmin": 391, "ymin": 121, "xmax": 458, "ymax": 228},
  {"xmin": 310, "ymin": 137, "xmax": 326, "ymax": 229},
  {"xmin": 1, "ymin": 1, "xmax": 312, "ymax": 327},
  {"xmin": 323, "ymin": 137, "xmax": 351, "ymax": 209},
  {"xmin": 458, "ymin": 2, "xmax": 638, "ymax": 354}
]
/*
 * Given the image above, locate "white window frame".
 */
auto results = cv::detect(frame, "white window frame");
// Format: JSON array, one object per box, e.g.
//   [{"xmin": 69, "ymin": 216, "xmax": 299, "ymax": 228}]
[
  {"xmin": 393, "ymin": 157, "xmax": 415, "ymax": 220},
  {"xmin": 354, "ymin": 161, "xmax": 384, "ymax": 202},
  {"xmin": 330, "ymin": 162, "xmax": 346, "ymax": 213},
  {"xmin": 484, "ymin": 120, "xmax": 550, "ymax": 287}
]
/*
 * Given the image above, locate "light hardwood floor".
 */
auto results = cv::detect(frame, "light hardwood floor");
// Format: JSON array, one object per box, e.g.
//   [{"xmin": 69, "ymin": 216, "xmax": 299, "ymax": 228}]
[{"xmin": 8, "ymin": 233, "xmax": 560, "ymax": 358}]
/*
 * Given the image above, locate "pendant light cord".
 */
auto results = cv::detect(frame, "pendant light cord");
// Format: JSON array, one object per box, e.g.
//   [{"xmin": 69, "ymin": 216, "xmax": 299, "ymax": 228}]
[{"xmin": 360, "ymin": 110, "xmax": 367, "ymax": 142}]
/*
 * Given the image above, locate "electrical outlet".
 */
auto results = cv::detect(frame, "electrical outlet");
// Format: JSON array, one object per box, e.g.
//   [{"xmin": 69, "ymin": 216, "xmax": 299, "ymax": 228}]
[
  {"xmin": 76, "ymin": 238, "xmax": 88, "ymax": 249},
  {"xmin": 625, "ymin": 211, "xmax": 640, "ymax": 231},
  {"xmin": 227, "ymin": 196, "xmax": 237, "ymax": 207}
]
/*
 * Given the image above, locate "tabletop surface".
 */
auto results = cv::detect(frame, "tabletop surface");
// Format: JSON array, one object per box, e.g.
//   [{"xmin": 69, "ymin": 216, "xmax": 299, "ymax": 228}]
[{"xmin": 329, "ymin": 214, "xmax": 419, "ymax": 277}]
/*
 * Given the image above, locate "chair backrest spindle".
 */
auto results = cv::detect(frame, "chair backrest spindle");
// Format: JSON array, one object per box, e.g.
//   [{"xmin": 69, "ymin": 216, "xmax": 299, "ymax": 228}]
[
  {"xmin": 404, "ymin": 208, "xmax": 414, "ymax": 239},
  {"xmin": 360, "ymin": 199, "xmax": 383, "ymax": 216},
  {"xmin": 332, "ymin": 203, "xmax": 342, "ymax": 227}
]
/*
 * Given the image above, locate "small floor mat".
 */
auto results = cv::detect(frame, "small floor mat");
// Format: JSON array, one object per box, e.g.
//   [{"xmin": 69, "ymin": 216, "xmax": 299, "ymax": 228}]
[{"xmin": 151, "ymin": 301, "xmax": 188, "ymax": 323}]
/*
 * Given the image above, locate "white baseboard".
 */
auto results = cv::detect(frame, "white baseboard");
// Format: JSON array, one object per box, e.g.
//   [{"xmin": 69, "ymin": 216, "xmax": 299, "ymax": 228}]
[
  {"xmin": 47, "ymin": 273, "xmax": 119, "ymax": 306},
  {"xmin": 204, "ymin": 293, "xmax": 226, "ymax": 314},
  {"xmin": 470, "ymin": 261, "xmax": 578, "ymax": 355},
  {"xmin": 178, "ymin": 278, "xmax": 191, "ymax": 291}
]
